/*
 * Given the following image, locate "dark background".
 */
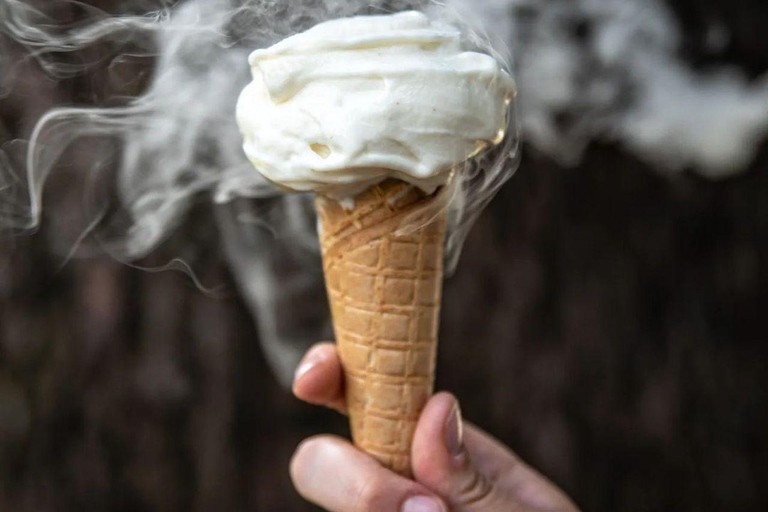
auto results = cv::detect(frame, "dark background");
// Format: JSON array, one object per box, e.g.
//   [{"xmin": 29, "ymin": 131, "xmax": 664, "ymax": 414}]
[{"xmin": 1, "ymin": 0, "xmax": 767, "ymax": 510}]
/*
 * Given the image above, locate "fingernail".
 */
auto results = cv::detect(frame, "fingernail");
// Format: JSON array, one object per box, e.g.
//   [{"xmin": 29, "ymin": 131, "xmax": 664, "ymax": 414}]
[
  {"xmin": 444, "ymin": 402, "xmax": 463, "ymax": 457},
  {"xmin": 293, "ymin": 359, "xmax": 317, "ymax": 382},
  {"xmin": 293, "ymin": 351, "xmax": 322, "ymax": 382},
  {"xmin": 402, "ymin": 495, "xmax": 444, "ymax": 512}
]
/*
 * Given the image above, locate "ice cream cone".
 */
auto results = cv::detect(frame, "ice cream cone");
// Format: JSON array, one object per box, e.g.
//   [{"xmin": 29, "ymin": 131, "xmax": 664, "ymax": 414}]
[{"xmin": 315, "ymin": 179, "xmax": 447, "ymax": 477}]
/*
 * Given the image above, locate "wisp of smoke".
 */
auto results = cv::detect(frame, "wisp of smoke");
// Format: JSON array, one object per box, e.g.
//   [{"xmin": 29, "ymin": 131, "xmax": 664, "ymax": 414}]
[
  {"xmin": 450, "ymin": 0, "xmax": 768, "ymax": 178},
  {"xmin": 0, "ymin": 0, "xmax": 520, "ymax": 384},
  {"xmin": 0, "ymin": 0, "xmax": 171, "ymax": 78}
]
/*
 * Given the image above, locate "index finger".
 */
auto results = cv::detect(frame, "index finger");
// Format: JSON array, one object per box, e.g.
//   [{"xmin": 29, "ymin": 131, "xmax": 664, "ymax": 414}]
[{"xmin": 292, "ymin": 342, "xmax": 347, "ymax": 413}]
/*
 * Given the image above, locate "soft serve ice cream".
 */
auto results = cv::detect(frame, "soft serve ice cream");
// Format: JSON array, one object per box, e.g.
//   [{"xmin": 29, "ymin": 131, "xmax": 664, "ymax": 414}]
[{"xmin": 236, "ymin": 10, "xmax": 515, "ymax": 197}]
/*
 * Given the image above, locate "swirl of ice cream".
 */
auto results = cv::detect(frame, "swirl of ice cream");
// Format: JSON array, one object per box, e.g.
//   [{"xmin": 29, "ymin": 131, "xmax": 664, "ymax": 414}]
[{"xmin": 236, "ymin": 10, "xmax": 515, "ymax": 196}]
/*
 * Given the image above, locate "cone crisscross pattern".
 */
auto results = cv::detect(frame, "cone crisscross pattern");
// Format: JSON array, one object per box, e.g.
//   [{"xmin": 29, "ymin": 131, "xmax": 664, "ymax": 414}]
[{"xmin": 316, "ymin": 180, "xmax": 446, "ymax": 476}]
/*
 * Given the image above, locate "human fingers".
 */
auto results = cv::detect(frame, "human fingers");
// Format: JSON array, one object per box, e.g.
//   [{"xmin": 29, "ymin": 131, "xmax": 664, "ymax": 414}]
[
  {"xmin": 290, "ymin": 435, "xmax": 447, "ymax": 512},
  {"xmin": 292, "ymin": 342, "xmax": 346, "ymax": 413},
  {"xmin": 412, "ymin": 393, "xmax": 579, "ymax": 512},
  {"xmin": 462, "ymin": 424, "xmax": 579, "ymax": 511},
  {"xmin": 411, "ymin": 392, "xmax": 516, "ymax": 511}
]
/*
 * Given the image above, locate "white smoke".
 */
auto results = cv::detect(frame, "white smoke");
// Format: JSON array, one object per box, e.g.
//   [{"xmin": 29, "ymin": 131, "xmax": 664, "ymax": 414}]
[
  {"xmin": 0, "ymin": 0, "xmax": 170, "ymax": 78},
  {"xmin": 450, "ymin": 0, "xmax": 768, "ymax": 177},
  {"xmin": 2, "ymin": 0, "xmax": 766, "ymax": 384},
  {"xmin": 0, "ymin": 0, "xmax": 519, "ymax": 385}
]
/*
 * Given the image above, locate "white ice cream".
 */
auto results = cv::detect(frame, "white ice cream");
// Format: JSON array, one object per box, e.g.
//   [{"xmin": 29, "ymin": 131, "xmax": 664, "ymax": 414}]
[{"xmin": 236, "ymin": 10, "xmax": 515, "ymax": 196}]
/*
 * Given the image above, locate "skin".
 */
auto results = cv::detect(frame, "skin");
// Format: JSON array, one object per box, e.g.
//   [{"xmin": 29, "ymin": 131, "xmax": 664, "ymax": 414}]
[{"xmin": 290, "ymin": 342, "xmax": 581, "ymax": 512}]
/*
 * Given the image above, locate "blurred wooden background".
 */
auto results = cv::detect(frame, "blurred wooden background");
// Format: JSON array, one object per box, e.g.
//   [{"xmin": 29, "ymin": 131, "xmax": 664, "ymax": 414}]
[{"xmin": 1, "ymin": 0, "xmax": 767, "ymax": 511}]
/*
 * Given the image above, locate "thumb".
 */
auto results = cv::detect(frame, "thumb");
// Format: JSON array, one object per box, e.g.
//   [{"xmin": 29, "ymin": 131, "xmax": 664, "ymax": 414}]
[{"xmin": 411, "ymin": 393, "xmax": 515, "ymax": 512}]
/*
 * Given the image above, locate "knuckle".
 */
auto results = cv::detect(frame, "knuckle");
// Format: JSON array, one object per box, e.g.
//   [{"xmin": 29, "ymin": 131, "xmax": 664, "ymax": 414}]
[{"xmin": 457, "ymin": 469, "xmax": 495, "ymax": 506}]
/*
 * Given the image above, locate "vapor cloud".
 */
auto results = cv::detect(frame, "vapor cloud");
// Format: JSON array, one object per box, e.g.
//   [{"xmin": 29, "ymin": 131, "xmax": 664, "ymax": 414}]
[
  {"xmin": 451, "ymin": 0, "xmax": 768, "ymax": 177},
  {"xmin": 2, "ymin": 0, "xmax": 766, "ymax": 384}
]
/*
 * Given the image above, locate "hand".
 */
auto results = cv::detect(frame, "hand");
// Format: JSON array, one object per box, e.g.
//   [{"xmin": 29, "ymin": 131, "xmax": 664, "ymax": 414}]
[{"xmin": 289, "ymin": 342, "xmax": 580, "ymax": 512}]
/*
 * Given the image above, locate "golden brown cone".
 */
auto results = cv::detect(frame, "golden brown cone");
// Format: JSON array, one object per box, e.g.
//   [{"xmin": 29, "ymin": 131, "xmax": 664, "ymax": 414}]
[{"xmin": 315, "ymin": 179, "xmax": 447, "ymax": 477}]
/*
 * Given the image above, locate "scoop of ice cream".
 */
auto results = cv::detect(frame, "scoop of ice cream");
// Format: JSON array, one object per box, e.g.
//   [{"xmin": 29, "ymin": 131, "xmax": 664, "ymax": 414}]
[{"xmin": 236, "ymin": 10, "xmax": 515, "ymax": 196}]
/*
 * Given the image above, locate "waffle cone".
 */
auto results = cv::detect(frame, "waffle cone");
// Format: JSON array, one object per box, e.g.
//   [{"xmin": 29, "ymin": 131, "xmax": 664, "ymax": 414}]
[{"xmin": 315, "ymin": 179, "xmax": 447, "ymax": 477}]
